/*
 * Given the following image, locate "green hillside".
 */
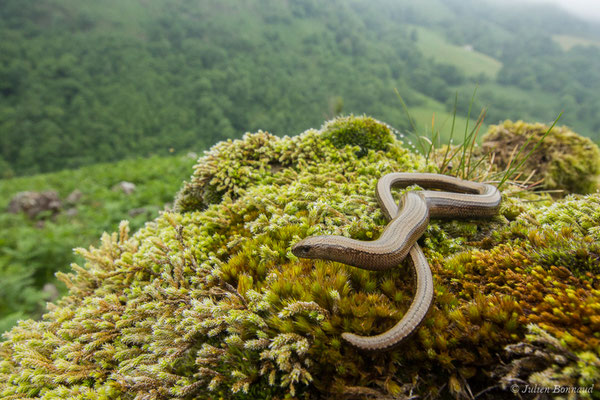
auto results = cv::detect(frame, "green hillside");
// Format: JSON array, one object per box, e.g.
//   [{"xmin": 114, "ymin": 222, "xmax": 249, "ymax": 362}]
[
  {"xmin": 553, "ymin": 34, "xmax": 600, "ymax": 51},
  {"xmin": 0, "ymin": 154, "xmax": 195, "ymax": 332},
  {"xmin": 411, "ymin": 26, "xmax": 503, "ymax": 79},
  {"xmin": 1, "ymin": 0, "xmax": 600, "ymax": 176},
  {"xmin": 406, "ymin": 95, "xmax": 489, "ymax": 142}
]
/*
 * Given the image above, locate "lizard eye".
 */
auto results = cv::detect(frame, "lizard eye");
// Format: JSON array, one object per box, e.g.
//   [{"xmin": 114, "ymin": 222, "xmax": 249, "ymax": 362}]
[{"xmin": 292, "ymin": 244, "xmax": 311, "ymax": 257}]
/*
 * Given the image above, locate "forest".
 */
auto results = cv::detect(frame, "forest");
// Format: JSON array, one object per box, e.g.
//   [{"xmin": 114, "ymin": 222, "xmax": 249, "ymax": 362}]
[{"xmin": 1, "ymin": 0, "xmax": 600, "ymax": 176}]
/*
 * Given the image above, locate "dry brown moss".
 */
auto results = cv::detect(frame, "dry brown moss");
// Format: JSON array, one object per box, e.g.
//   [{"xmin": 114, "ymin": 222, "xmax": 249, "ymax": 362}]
[{"xmin": 481, "ymin": 120, "xmax": 600, "ymax": 194}]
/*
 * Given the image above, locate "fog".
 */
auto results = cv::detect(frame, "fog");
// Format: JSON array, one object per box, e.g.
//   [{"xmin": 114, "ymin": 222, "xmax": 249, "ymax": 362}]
[{"xmin": 519, "ymin": 0, "xmax": 600, "ymax": 21}]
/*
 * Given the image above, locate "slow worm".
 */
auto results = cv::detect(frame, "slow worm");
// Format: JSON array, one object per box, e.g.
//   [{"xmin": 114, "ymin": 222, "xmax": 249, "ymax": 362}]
[{"xmin": 292, "ymin": 172, "xmax": 501, "ymax": 351}]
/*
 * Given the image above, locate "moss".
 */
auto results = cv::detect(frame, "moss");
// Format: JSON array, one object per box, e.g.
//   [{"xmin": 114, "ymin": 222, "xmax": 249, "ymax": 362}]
[
  {"xmin": 175, "ymin": 115, "xmax": 404, "ymax": 213},
  {"xmin": 174, "ymin": 130, "xmax": 283, "ymax": 212},
  {"xmin": 320, "ymin": 115, "xmax": 396, "ymax": 157},
  {"xmin": 1, "ymin": 116, "xmax": 599, "ymax": 399},
  {"xmin": 498, "ymin": 325, "xmax": 600, "ymax": 399},
  {"xmin": 480, "ymin": 120, "xmax": 600, "ymax": 194}
]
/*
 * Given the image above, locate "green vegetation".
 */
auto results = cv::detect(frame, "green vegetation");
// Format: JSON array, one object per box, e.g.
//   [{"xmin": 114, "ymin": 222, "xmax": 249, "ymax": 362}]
[
  {"xmin": 410, "ymin": 26, "xmax": 503, "ymax": 79},
  {"xmin": 1, "ymin": 116, "xmax": 599, "ymax": 399},
  {"xmin": 1, "ymin": 0, "xmax": 600, "ymax": 396},
  {"xmin": 406, "ymin": 95, "xmax": 488, "ymax": 143},
  {"xmin": 553, "ymin": 34, "xmax": 600, "ymax": 51},
  {"xmin": 0, "ymin": 155, "xmax": 195, "ymax": 332},
  {"xmin": 438, "ymin": 0, "xmax": 600, "ymax": 136},
  {"xmin": 2, "ymin": 0, "xmax": 600, "ymax": 176}
]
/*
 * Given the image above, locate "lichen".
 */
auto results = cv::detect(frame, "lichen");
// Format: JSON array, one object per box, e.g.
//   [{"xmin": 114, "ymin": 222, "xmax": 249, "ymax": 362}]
[
  {"xmin": 480, "ymin": 120, "xmax": 600, "ymax": 194},
  {"xmin": 1, "ymin": 116, "xmax": 599, "ymax": 399}
]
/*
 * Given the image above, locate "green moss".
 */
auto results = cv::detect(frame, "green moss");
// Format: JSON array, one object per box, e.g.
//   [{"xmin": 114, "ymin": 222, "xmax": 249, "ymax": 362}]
[
  {"xmin": 1, "ymin": 116, "xmax": 599, "ymax": 399},
  {"xmin": 481, "ymin": 120, "xmax": 600, "ymax": 194},
  {"xmin": 175, "ymin": 116, "xmax": 405, "ymax": 213},
  {"xmin": 320, "ymin": 115, "xmax": 396, "ymax": 157}
]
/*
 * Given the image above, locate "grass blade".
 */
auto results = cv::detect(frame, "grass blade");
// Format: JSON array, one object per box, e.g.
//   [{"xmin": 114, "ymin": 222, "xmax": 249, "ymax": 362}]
[
  {"xmin": 440, "ymin": 92, "xmax": 458, "ymax": 174},
  {"xmin": 394, "ymin": 88, "xmax": 418, "ymax": 136},
  {"xmin": 459, "ymin": 85, "xmax": 479, "ymax": 177}
]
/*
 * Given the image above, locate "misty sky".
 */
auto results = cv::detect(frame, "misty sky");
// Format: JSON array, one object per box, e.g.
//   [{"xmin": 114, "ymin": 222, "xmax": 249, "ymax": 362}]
[{"xmin": 523, "ymin": 0, "xmax": 600, "ymax": 21}]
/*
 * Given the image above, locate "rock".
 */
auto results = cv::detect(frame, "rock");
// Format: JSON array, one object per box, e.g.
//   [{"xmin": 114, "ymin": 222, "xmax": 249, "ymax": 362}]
[
  {"xmin": 128, "ymin": 207, "xmax": 147, "ymax": 217},
  {"xmin": 42, "ymin": 283, "xmax": 59, "ymax": 302},
  {"xmin": 7, "ymin": 190, "xmax": 62, "ymax": 219},
  {"xmin": 65, "ymin": 208, "xmax": 78, "ymax": 217},
  {"xmin": 112, "ymin": 181, "xmax": 136, "ymax": 195},
  {"xmin": 66, "ymin": 189, "xmax": 83, "ymax": 204}
]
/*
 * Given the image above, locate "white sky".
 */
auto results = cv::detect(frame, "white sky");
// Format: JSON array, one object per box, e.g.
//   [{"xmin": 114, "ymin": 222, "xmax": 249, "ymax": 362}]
[{"xmin": 521, "ymin": 0, "xmax": 600, "ymax": 21}]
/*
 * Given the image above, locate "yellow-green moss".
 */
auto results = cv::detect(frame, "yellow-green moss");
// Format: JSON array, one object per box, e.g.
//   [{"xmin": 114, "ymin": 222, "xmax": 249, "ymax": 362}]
[
  {"xmin": 320, "ymin": 115, "xmax": 396, "ymax": 157},
  {"xmin": 175, "ymin": 115, "xmax": 402, "ymax": 213},
  {"xmin": 1, "ymin": 116, "xmax": 599, "ymax": 399}
]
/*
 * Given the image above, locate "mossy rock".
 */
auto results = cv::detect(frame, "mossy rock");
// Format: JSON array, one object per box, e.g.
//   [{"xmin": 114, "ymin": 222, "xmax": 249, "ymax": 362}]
[
  {"xmin": 320, "ymin": 115, "xmax": 396, "ymax": 157},
  {"xmin": 481, "ymin": 120, "xmax": 600, "ymax": 194},
  {"xmin": 1, "ymin": 116, "xmax": 599, "ymax": 399},
  {"xmin": 174, "ymin": 115, "xmax": 399, "ymax": 213}
]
